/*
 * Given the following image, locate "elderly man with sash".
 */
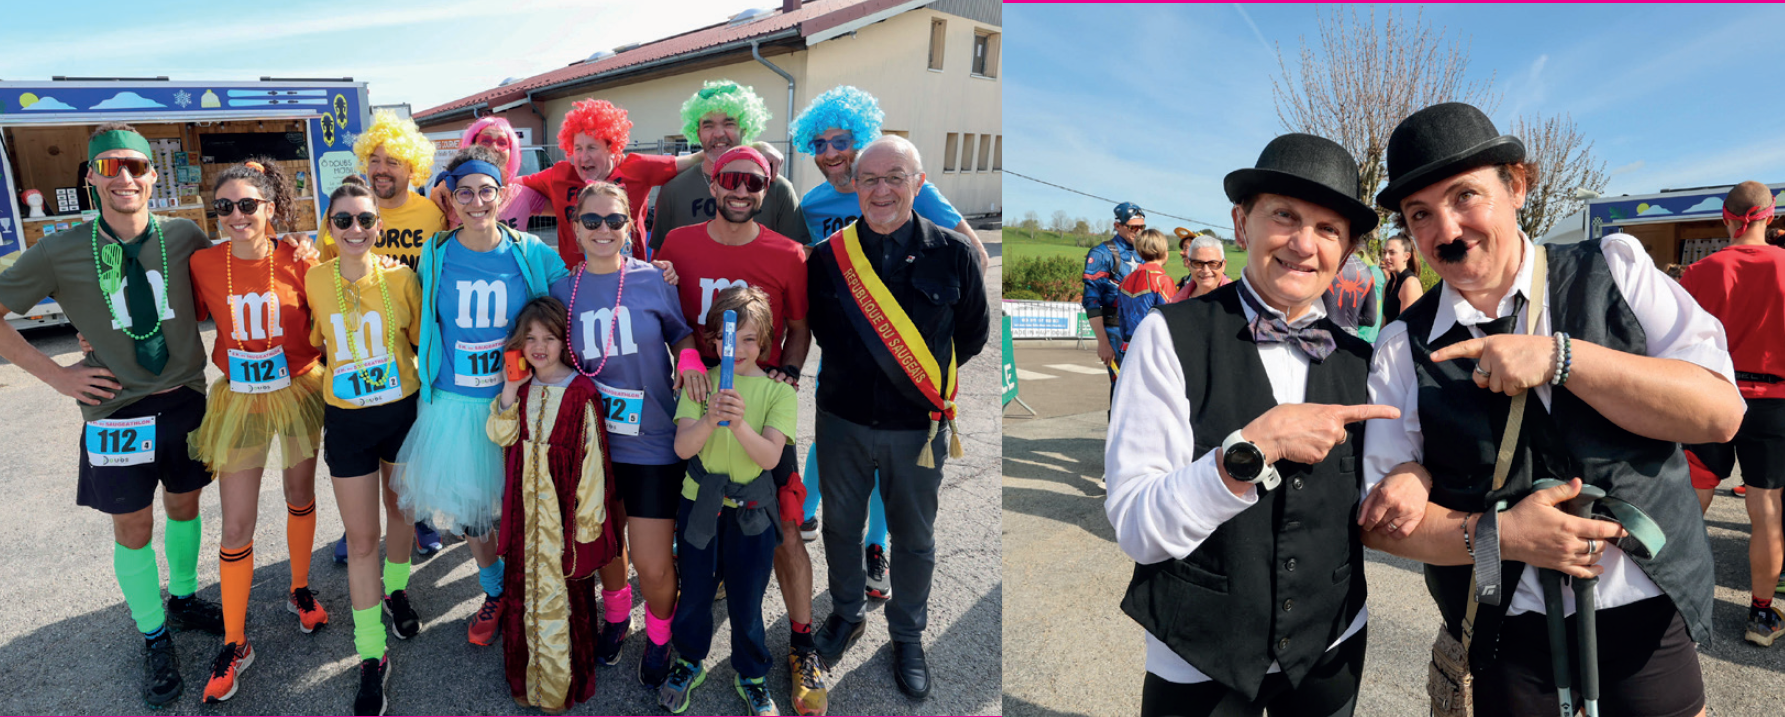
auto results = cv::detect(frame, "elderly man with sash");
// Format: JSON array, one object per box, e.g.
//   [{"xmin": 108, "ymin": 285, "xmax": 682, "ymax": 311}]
[
  {"xmin": 1105, "ymin": 133, "xmax": 1398, "ymax": 717},
  {"xmin": 805, "ymin": 135, "xmax": 987, "ymax": 698},
  {"xmin": 1360, "ymin": 102, "xmax": 1743, "ymax": 717}
]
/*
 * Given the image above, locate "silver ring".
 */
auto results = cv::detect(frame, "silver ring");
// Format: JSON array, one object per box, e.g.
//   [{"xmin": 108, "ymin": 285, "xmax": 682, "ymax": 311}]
[
  {"xmin": 1388, "ymin": 522, "xmax": 1401, "ymax": 532},
  {"xmin": 1474, "ymin": 364, "xmax": 1492, "ymax": 378},
  {"xmin": 1585, "ymin": 539, "xmax": 1598, "ymax": 556}
]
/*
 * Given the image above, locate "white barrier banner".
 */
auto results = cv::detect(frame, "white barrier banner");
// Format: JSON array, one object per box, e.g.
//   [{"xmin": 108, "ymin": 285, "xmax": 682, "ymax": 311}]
[{"xmin": 1002, "ymin": 300, "xmax": 1084, "ymax": 339}]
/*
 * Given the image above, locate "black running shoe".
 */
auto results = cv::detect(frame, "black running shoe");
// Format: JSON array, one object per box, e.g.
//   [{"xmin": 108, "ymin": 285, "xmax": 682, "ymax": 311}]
[
  {"xmin": 597, "ymin": 617, "xmax": 629, "ymax": 665},
  {"xmin": 353, "ymin": 654, "xmax": 389, "ymax": 716},
  {"xmin": 639, "ymin": 637, "xmax": 673, "ymax": 688},
  {"xmin": 142, "ymin": 631, "xmax": 183, "ymax": 708},
  {"xmin": 166, "ymin": 594, "xmax": 225, "ymax": 635},
  {"xmin": 799, "ymin": 517, "xmax": 819, "ymax": 542},
  {"xmin": 383, "ymin": 591, "xmax": 420, "ymax": 639},
  {"xmin": 866, "ymin": 543, "xmax": 891, "ymax": 600}
]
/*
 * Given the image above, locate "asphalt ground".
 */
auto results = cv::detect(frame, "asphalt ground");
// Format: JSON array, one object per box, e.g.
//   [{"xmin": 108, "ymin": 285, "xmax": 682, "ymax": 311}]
[
  {"xmin": 0, "ymin": 228, "xmax": 1002, "ymax": 715},
  {"xmin": 1003, "ymin": 339, "xmax": 1785, "ymax": 717}
]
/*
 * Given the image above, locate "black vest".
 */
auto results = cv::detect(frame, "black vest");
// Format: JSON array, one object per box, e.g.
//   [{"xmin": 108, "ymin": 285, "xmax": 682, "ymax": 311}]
[
  {"xmin": 1119, "ymin": 283, "xmax": 1370, "ymax": 700},
  {"xmin": 1400, "ymin": 240, "xmax": 1714, "ymax": 670}
]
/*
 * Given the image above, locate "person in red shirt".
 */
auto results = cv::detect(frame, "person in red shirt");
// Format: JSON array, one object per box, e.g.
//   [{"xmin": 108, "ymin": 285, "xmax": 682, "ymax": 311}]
[
  {"xmin": 186, "ymin": 159, "xmax": 327, "ymax": 703},
  {"xmin": 1679, "ymin": 180, "xmax": 1785, "ymax": 640},
  {"xmin": 652, "ymin": 146, "xmax": 826, "ymax": 714},
  {"xmin": 1115, "ymin": 228, "xmax": 1177, "ymax": 353}
]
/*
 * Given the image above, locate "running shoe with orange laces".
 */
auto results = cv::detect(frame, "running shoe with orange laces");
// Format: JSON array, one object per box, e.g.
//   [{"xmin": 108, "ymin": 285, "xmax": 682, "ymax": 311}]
[
  {"xmin": 289, "ymin": 587, "xmax": 329, "ymax": 633},
  {"xmin": 203, "ymin": 641, "xmax": 255, "ymax": 703},
  {"xmin": 467, "ymin": 594, "xmax": 503, "ymax": 646}
]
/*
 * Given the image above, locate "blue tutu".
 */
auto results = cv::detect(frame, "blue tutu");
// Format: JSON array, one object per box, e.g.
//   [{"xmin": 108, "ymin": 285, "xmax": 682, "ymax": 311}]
[{"xmin": 392, "ymin": 389, "xmax": 503, "ymax": 535}]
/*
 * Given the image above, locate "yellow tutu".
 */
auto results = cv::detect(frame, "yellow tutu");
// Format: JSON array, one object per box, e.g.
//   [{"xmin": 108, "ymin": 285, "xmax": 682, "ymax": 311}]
[{"xmin": 189, "ymin": 364, "xmax": 326, "ymax": 474}]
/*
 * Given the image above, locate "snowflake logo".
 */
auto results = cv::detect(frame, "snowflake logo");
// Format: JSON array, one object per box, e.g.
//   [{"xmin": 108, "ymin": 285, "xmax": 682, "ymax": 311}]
[
  {"xmin": 173, "ymin": 90, "xmax": 191, "ymax": 108},
  {"xmin": 338, "ymin": 130, "xmax": 357, "ymax": 148}
]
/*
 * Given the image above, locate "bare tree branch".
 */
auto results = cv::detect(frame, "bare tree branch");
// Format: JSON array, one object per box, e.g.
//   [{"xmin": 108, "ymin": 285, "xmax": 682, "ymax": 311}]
[{"xmin": 1511, "ymin": 113, "xmax": 1610, "ymax": 239}]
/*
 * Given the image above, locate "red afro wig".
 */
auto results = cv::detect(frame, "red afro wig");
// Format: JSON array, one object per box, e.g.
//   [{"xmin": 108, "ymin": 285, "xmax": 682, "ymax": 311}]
[{"xmin": 558, "ymin": 98, "xmax": 632, "ymax": 160}]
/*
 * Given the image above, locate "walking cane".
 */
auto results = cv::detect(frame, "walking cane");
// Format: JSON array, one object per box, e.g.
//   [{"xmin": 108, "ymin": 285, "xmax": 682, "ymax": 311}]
[
  {"xmin": 1535, "ymin": 480, "xmax": 1605, "ymax": 717},
  {"xmin": 1539, "ymin": 569, "xmax": 1574, "ymax": 717},
  {"xmin": 1559, "ymin": 487, "xmax": 1606, "ymax": 717}
]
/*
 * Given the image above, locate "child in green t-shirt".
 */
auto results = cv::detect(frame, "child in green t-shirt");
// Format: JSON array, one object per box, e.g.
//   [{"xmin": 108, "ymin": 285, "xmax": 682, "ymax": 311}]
[{"xmin": 662, "ymin": 285, "xmax": 796, "ymax": 715}]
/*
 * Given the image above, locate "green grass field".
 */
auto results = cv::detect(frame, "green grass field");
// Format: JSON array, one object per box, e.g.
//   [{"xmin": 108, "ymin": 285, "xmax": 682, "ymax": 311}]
[{"xmin": 1002, "ymin": 226, "xmax": 1248, "ymax": 282}]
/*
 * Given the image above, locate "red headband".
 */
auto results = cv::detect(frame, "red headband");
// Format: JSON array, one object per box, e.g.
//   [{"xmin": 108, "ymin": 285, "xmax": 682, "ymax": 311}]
[
  {"xmin": 715, "ymin": 146, "xmax": 773, "ymax": 180},
  {"xmin": 1724, "ymin": 202, "xmax": 1775, "ymax": 236}
]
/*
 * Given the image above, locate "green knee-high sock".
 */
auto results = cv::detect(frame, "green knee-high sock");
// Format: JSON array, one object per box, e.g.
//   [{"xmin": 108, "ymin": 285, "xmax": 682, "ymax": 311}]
[
  {"xmin": 383, "ymin": 559, "xmax": 411, "ymax": 594},
  {"xmin": 163, "ymin": 515, "xmax": 202, "ymax": 599},
  {"xmin": 114, "ymin": 542, "xmax": 166, "ymax": 634},
  {"xmin": 352, "ymin": 606, "xmax": 386, "ymax": 661}
]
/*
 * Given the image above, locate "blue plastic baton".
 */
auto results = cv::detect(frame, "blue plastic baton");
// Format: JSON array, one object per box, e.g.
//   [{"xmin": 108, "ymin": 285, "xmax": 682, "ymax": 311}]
[{"xmin": 719, "ymin": 310, "xmax": 736, "ymax": 426}]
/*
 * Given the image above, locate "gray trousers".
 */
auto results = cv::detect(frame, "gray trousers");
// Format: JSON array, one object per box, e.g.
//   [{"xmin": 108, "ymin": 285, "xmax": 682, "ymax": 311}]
[{"xmin": 815, "ymin": 408, "xmax": 948, "ymax": 642}]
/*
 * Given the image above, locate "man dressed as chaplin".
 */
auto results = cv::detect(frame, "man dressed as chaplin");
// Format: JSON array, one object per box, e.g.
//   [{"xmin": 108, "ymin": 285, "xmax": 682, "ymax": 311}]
[
  {"xmin": 1104, "ymin": 133, "xmax": 1401, "ymax": 717},
  {"xmin": 1359, "ymin": 102, "xmax": 1744, "ymax": 717}
]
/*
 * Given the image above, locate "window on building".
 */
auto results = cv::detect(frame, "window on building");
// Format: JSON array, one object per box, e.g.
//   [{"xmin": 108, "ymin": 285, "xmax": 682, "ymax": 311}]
[
  {"xmin": 993, "ymin": 135, "xmax": 1003, "ymax": 171},
  {"xmin": 943, "ymin": 132, "xmax": 959, "ymax": 172},
  {"xmin": 662, "ymin": 135, "xmax": 691, "ymax": 155},
  {"xmin": 978, "ymin": 133, "xmax": 993, "ymax": 172},
  {"xmin": 973, "ymin": 31, "xmax": 1001, "ymax": 78},
  {"xmin": 961, "ymin": 134, "xmax": 977, "ymax": 172},
  {"xmin": 929, "ymin": 19, "xmax": 947, "ymax": 71}
]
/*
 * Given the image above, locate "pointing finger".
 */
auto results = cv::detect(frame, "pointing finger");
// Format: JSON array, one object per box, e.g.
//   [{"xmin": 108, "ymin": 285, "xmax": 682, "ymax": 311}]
[
  {"xmin": 1430, "ymin": 337, "xmax": 1488, "ymax": 363},
  {"xmin": 1334, "ymin": 404, "xmax": 1401, "ymax": 424}
]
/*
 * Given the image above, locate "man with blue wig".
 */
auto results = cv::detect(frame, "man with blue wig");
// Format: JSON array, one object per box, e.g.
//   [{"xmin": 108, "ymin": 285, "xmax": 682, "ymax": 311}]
[
  {"xmin": 650, "ymin": 80, "xmax": 808, "ymax": 251},
  {"xmin": 791, "ymin": 86, "xmax": 988, "ymax": 269}
]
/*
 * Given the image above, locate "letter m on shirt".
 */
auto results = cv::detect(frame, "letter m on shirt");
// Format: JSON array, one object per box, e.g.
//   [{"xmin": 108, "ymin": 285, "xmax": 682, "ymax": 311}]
[{"xmin": 456, "ymin": 280, "xmax": 508, "ymax": 328}]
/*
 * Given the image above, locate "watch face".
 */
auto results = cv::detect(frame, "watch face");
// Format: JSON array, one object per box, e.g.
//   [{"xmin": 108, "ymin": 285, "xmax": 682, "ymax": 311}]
[{"xmin": 1225, "ymin": 443, "xmax": 1263, "ymax": 481}]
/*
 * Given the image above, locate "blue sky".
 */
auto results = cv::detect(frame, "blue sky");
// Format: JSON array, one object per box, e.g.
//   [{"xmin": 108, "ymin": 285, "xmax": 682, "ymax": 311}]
[
  {"xmin": 1006, "ymin": 3, "xmax": 1785, "ymax": 236},
  {"xmin": 0, "ymin": 0, "xmax": 771, "ymax": 113}
]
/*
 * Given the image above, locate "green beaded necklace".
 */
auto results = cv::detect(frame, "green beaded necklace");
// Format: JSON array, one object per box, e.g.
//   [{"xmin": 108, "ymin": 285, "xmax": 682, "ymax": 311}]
[{"xmin": 92, "ymin": 216, "xmax": 170, "ymax": 341}]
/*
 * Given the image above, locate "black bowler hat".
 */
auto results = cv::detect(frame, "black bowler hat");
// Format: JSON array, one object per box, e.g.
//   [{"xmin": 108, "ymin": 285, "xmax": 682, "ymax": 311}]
[
  {"xmin": 1224, "ymin": 133, "xmax": 1379, "ymax": 238},
  {"xmin": 1377, "ymin": 102, "xmax": 1526, "ymax": 211}
]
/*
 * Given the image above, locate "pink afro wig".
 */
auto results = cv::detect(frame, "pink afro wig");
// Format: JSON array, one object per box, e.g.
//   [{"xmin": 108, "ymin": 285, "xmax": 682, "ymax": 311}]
[
  {"xmin": 460, "ymin": 116, "xmax": 522, "ymax": 180},
  {"xmin": 558, "ymin": 99, "xmax": 631, "ymax": 160}
]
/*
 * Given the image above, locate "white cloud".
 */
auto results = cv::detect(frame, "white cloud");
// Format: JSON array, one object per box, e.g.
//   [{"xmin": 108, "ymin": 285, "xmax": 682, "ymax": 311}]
[
  {"xmin": 21, "ymin": 96, "xmax": 76, "ymax": 111},
  {"xmin": 1610, "ymin": 160, "xmax": 1644, "ymax": 175},
  {"xmin": 88, "ymin": 92, "xmax": 166, "ymax": 110}
]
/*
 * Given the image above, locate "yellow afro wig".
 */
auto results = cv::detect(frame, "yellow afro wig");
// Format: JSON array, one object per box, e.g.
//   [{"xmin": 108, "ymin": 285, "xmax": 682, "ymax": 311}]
[{"xmin": 353, "ymin": 109, "xmax": 434, "ymax": 187}]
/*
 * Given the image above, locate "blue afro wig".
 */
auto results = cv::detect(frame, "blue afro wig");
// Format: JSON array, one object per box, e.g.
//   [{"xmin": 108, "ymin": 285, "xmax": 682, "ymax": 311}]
[{"xmin": 790, "ymin": 85, "xmax": 884, "ymax": 156}]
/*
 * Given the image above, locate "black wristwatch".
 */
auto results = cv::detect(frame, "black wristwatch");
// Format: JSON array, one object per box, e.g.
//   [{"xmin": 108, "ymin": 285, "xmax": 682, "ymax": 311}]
[{"xmin": 1221, "ymin": 430, "xmax": 1280, "ymax": 491}]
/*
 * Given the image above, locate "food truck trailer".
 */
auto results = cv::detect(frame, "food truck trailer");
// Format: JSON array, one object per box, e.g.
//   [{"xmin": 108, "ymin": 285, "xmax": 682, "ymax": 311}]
[
  {"xmin": 1560, "ymin": 182, "xmax": 1785, "ymax": 270},
  {"xmin": 0, "ymin": 77, "xmax": 369, "ymax": 328}
]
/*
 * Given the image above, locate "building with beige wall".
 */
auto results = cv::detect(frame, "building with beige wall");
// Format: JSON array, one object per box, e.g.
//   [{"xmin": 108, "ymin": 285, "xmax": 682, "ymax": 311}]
[{"xmin": 414, "ymin": 0, "xmax": 1001, "ymax": 218}]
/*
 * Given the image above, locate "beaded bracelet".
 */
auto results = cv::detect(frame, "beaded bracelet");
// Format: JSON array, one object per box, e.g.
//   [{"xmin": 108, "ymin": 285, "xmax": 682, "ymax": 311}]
[{"xmin": 1558, "ymin": 333, "xmax": 1573, "ymax": 386}]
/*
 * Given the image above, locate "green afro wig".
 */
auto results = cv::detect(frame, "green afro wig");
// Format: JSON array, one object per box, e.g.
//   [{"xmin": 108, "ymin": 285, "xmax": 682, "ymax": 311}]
[{"xmin": 680, "ymin": 79, "xmax": 770, "ymax": 146}]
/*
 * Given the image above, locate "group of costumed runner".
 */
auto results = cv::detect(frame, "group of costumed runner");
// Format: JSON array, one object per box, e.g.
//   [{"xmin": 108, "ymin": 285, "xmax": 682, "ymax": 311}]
[{"xmin": 0, "ymin": 78, "xmax": 990, "ymax": 717}]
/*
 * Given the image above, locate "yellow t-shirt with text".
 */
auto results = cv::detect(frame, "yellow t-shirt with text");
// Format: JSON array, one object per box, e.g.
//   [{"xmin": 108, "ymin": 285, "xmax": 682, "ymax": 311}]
[
  {"xmin": 305, "ymin": 259, "xmax": 425, "ymax": 409},
  {"xmin": 318, "ymin": 189, "xmax": 445, "ymax": 270}
]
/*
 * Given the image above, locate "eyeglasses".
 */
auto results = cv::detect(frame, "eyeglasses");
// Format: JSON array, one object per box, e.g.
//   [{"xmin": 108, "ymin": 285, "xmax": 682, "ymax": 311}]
[
  {"xmin": 857, "ymin": 173, "xmax": 913, "ymax": 190},
  {"xmin": 475, "ymin": 135, "xmax": 511, "ymax": 150},
  {"xmin": 808, "ymin": 135, "xmax": 853, "ymax": 154},
  {"xmin": 1122, "ymin": 223, "xmax": 1146, "ymax": 233},
  {"xmin": 93, "ymin": 157, "xmax": 153, "ymax": 178},
  {"xmin": 453, "ymin": 185, "xmax": 500, "ymax": 205},
  {"xmin": 578, "ymin": 213, "xmax": 628, "ymax": 231},
  {"xmin": 214, "ymin": 198, "xmax": 265, "ymax": 216},
  {"xmin": 1188, "ymin": 259, "xmax": 1225, "ymax": 270},
  {"xmin": 714, "ymin": 171, "xmax": 768, "ymax": 193},
  {"xmin": 330, "ymin": 212, "xmax": 379, "ymax": 230}
]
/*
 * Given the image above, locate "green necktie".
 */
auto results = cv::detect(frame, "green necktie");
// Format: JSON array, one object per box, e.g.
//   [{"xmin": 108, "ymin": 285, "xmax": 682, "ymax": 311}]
[{"xmin": 111, "ymin": 225, "xmax": 169, "ymax": 375}]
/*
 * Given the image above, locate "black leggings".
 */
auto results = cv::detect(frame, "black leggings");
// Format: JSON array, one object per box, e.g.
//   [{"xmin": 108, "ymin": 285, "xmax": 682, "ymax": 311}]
[{"xmin": 1140, "ymin": 626, "xmax": 1366, "ymax": 717}]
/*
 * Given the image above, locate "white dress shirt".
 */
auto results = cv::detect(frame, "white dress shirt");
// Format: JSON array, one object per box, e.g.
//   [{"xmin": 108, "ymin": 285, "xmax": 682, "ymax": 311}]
[
  {"xmin": 1105, "ymin": 277, "xmax": 1368, "ymax": 685},
  {"xmin": 1362, "ymin": 232, "xmax": 1737, "ymax": 618}
]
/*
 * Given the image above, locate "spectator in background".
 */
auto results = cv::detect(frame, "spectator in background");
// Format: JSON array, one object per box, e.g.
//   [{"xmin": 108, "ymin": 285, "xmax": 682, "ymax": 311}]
[
  {"xmin": 1115, "ymin": 228, "xmax": 1177, "ymax": 353},
  {"xmin": 1380, "ymin": 234, "xmax": 1424, "ymax": 323},
  {"xmin": 650, "ymin": 80, "xmax": 809, "ymax": 251},
  {"xmin": 1767, "ymin": 226, "xmax": 1784, "ymax": 248},
  {"xmin": 1085, "ymin": 203, "xmax": 1145, "ymax": 376},
  {"xmin": 1170, "ymin": 233, "xmax": 1231, "ymax": 302},
  {"xmin": 1321, "ymin": 253, "xmax": 1378, "ymax": 337}
]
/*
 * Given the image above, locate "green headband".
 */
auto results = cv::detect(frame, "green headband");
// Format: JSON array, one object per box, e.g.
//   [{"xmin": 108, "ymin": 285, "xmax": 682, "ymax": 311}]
[{"xmin": 88, "ymin": 130, "xmax": 153, "ymax": 164}]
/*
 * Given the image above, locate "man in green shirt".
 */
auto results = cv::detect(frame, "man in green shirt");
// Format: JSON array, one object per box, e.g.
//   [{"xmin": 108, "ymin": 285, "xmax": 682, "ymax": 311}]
[
  {"xmin": 649, "ymin": 80, "xmax": 809, "ymax": 252},
  {"xmin": 0, "ymin": 123, "xmax": 224, "ymax": 707}
]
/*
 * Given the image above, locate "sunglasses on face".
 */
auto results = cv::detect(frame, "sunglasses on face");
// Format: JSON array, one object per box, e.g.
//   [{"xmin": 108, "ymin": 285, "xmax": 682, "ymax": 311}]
[
  {"xmin": 330, "ymin": 212, "xmax": 379, "ymax": 230},
  {"xmin": 214, "ymin": 198, "xmax": 265, "ymax": 216},
  {"xmin": 1122, "ymin": 223, "xmax": 1145, "ymax": 232},
  {"xmin": 579, "ymin": 213, "xmax": 628, "ymax": 231},
  {"xmin": 1188, "ymin": 259, "xmax": 1225, "ymax": 270},
  {"xmin": 714, "ymin": 171, "xmax": 768, "ymax": 193},
  {"xmin": 476, "ymin": 136, "xmax": 511, "ymax": 150},
  {"xmin": 453, "ymin": 185, "xmax": 500, "ymax": 205},
  {"xmin": 808, "ymin": 135, "xmax": 853, "ymax": 154},
  {"xmin": 93, "ymin": 157, "xmax": 153, "ymax": 178}
]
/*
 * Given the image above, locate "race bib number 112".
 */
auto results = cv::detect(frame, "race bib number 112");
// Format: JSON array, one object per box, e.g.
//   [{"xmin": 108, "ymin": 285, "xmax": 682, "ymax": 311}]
[{"xmin": 85, "ymin": 416, "xmax": 156, "ymax": 467}]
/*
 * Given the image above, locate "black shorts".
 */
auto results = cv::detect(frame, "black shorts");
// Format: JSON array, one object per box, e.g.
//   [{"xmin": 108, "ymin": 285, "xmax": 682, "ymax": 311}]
[
  {"xmin": 323, "ymin": 393, "xmax": 418, "ymax": 478},
  {"xmin": 1476, "ymin": 596, "xmax": 1703, "ymax": 717},
  {"xmin": 1687, "ymin": 397, "xmax": 1785, "ymax": 489},
  {"xmin": 1139, "ymin": 625, "xmax": 1366, "ymax": 717},
  {"xmin": 616, "ymin": 460, "xmax": 687, "ymax": 521},
  {"xmin": 76, "ymin": 387, "xmax": 212, "ymax": 515}
]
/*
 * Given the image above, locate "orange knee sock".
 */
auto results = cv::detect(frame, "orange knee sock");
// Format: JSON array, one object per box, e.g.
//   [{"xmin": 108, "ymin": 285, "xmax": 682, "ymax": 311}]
[
  {"xmin": 287, "ymin": 501, "xmax": 317, "ymax": 591},
  {"xmin": 220, "ymin": 543, "xmax": 254, "ymax": 645}
]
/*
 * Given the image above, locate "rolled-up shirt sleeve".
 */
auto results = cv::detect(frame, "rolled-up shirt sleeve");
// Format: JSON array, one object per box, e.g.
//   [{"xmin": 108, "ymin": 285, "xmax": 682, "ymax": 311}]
[{"xmin": 1104, "ymin": 311, "xmax": 1257, "ymax": 566}]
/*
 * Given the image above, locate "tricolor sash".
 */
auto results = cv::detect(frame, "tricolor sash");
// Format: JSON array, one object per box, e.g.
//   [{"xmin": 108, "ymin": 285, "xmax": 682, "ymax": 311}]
[{"xmin": 825, "ymin": 223, "xmax": 964, "ymax": 467}]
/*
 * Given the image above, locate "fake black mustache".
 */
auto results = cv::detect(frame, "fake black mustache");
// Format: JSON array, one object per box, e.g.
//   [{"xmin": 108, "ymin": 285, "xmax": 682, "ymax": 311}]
[{"xmin": 1435, "ymin": 240, "xmax": 1471, "ymax": 263}]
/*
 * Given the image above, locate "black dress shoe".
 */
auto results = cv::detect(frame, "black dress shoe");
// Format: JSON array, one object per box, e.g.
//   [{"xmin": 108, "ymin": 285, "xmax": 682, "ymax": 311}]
[
  {"xmin": 814, "ymin": 614, "xmax": 864, "ymax": 664},
  {"xmin": 892, "ymin": 640, "xmax": 930, "ymax": 699}
]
